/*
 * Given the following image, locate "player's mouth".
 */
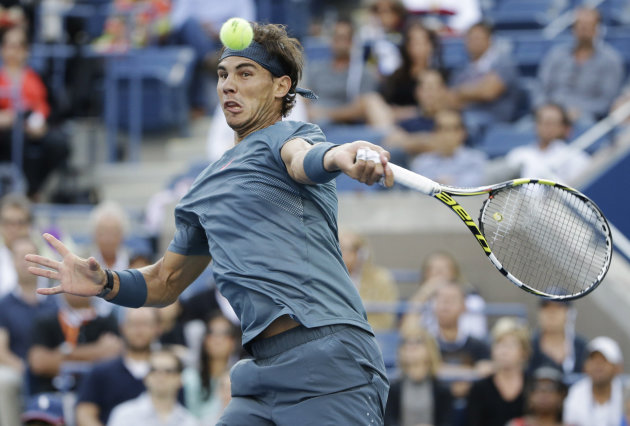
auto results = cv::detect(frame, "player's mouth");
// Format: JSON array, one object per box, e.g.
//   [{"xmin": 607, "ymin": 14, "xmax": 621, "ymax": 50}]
[{"xmin": 223, "ymin": 100, "xmax": 242, "ymax": 113}]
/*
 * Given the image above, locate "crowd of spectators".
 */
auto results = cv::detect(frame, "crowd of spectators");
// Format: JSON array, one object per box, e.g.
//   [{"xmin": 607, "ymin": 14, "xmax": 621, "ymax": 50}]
[{"xmin": 0, "ymin": 0, "xmax": 629, "ymax": 425}]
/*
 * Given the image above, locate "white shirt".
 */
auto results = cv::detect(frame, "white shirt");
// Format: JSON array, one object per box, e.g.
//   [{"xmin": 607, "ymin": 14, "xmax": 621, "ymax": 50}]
[
  {"xmin": 563, "ymin": 376, "xmax": 624, "ymax": 426},
  {"xmin": 108, "ymin": 393, "xmax": 199, "ymax": 426},
  {"xmin": 505, "ymin": 139, "xmax": 591, "ymax": 183},
  {"xmin": 0, "ymin": 244, "xmax": 17, "ymax": 297}
]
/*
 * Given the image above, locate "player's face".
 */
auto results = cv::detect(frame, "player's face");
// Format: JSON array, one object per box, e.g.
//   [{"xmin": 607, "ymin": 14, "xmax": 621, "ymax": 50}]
[{"xmin": 217, "ymin": 57, "xmax": 290, "ymax": 140}]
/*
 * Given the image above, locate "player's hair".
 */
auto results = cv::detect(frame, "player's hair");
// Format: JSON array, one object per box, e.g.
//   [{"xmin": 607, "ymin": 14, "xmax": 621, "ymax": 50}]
[
  {"xmin": 252, "ymin": 23, "xmax": 304, "ymax": 117},
  {"xmin": 0, "ymin": 193, "xmax": 32, "ymax": 223}
]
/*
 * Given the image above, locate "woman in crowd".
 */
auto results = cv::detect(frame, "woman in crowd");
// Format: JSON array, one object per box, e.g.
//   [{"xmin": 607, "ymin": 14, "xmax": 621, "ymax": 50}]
[
  {"xmin": 182, "ymin": 313, "xmax": 240, "ymax": 424},
  {"xmin": 385, "ymin": 326, "xmax": 452, "ymax": 426},
  {"xmin": 466, "ymin": 317, "xmax": 530, "ymax": 426}
]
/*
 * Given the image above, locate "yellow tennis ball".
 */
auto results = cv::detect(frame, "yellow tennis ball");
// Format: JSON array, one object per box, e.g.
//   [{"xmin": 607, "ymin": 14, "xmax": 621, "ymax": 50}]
[{"xmin": 220, "ymin": 18, "xmax": 253, "ymax": 50}]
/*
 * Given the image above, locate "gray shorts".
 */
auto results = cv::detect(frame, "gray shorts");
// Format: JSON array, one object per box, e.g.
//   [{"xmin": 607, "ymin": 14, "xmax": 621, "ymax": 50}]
[{"xmin": 216, "ymin": 324, "xmax": 389, "ymax": 426}]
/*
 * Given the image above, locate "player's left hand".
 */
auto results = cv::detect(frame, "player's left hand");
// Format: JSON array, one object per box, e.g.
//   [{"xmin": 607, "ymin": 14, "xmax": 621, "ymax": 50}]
[{"xmin": 325, "ymin": 141, "xmax": 394, "ymax": 187}]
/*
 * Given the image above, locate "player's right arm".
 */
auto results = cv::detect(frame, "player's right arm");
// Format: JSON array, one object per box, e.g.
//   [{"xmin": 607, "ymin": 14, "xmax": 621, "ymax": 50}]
[{"xmin": 26, "ymin": 233, "xmax": 211, "ymax": 307}]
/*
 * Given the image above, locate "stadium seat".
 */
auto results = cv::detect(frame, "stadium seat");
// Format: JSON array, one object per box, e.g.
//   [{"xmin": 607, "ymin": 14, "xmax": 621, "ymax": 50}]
[
  {"xmin": 486, "ymin": 0, "xmax": 560, "ymax": 30},
  {"xmin": 570, "ymin": 121, "xmax": 611, "ymax": 154},
  {"xmin": 503, "ymin": 31, "xmax": 572, "ymax": 77},
  {"xmin": 441, "ymin": 37, "xmax": 467, "ymax": 70},
  {"xmin": 478, "ymin": 124, "xmax": 536, "ymax": 158},
  {"xmin": 604, "ymin": 28, "xmax": 630, "ymax": 73}
]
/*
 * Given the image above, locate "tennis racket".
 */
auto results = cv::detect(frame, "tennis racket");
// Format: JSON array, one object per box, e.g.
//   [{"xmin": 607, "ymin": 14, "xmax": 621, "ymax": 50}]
[{"xmin": 357, "ymin": 149, "xmax": 613, "ymax": 300}]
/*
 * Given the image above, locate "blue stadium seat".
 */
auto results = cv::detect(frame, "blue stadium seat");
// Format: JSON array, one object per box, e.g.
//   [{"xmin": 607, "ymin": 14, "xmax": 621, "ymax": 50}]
[
  {"xmin": 302, "ymin": 37, "xmax": 331, "ymax": 63},
  {"xmin": 486, "ymin": 0, "xmax": 559, "ymax": 29},
  {"xmin": 478, "ymin": 124, "xmax": 536, "ymax": 158},
  {"xmin": 503, "ymin": 31, "xmax": 572, "ymax": 77},
  {"xmin": 441, "ymin": 37, "xmax": 467, "ymax": 70},
  {"xmin": 570, "ymin": 121, "xmax": 611, "ymax": 154},
  {"xmin": 605, "ymin": 28, "xmax": 630, "ymax": 73}
]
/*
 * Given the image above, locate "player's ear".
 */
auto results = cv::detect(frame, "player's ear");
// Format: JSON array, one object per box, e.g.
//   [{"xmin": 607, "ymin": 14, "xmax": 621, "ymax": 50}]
[{"xmin": 273, "ymin": 75, "xmax": 292, "ymax": 99}]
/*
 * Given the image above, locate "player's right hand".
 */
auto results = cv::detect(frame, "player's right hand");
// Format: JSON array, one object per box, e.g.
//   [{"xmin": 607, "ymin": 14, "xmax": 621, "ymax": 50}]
[{"xmin": 26, "ymin": 233, "xmax": 107, "ymax": 297}]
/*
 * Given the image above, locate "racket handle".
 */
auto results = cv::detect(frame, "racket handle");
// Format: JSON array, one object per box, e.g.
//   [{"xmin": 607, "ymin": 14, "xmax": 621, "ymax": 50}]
[{"xmin": 389, "ymin": 163, "xmax": 441, "ymax": 195}]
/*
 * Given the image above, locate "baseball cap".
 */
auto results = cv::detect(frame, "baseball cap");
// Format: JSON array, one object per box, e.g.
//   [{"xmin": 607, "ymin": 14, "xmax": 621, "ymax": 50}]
[
  {"xmin": 533, "ymin": 366, "xmax": 564, "ymax": 383},
  {"xmin": 22, "ymin": 393, "xmax": 64, "ymax": 426},
  {"xmin": 587, "ymin": 336, "xmax": 623, "ymax": 365}
]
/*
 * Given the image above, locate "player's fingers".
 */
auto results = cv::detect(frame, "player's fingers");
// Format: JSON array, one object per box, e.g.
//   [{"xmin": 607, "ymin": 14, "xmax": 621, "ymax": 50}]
[
  {"xmin": 382, "ymin": 163, "xmax": 394, "ymax": 187},
  {"xmin": 37, "ymin": 286, "xmax": 64, "ymax": 296},
  {"xmin": 25, "ymin": 254, "xmax": 61, "ymax": 270},
  {"xmin": 43, "ymin": 233, "xmax": 70, "ymax": 257},
  {"xmin": 28, "ymin": 266, "xmax": 60, "ymax": 281}
]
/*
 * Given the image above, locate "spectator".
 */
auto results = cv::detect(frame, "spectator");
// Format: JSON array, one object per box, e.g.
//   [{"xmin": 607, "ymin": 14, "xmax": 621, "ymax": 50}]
[
  {"xmin": 182, "ymin": 313, "xmax": 240, "ymax": 423},
  {"xmin": 75, "ymin": 307, "xmax": 162, "ymax": 426},
  {"xmin": 379, "ymin": 20, "xmax": 441, "ymax": 121},
  {"xmin": 535, "ymin": 8, "xmax": 624, "ymax": 123},
  {"xmin": 360, "ymin": 0, "xmax": 408, "ymax": 77},
  {"xmin": 466, "ymin": 317, "xmax": 530, "ymax": 426},
  {"xmin": 305, "ymin": 18, "xmax": 393, "ymax": 128},
  {"xmin": 507, "ymin": 366, "xmax": 568, "ymax": 426},
  {"xmin": 107, "ymin": 348, "xmax": 198, "ymax": 426},
  {"xmin": 28, "ymin": 292, "xmax": 123, "ymax": 394},
  {"xmin": 563, "ymin": 336, "xmax": 624, "ymax": 426},
  {"xmin": 88, "ymin": 201, "xmax": 131, "ymax": 271},
  {"xmin": 339, "ymin": 228, "xmax": 399, "ymax": 331},
  {"xmin": 408, "ymin": 108, "xmax": 487, "ymax": 187},
  {"xmin": 430, "ymin": 282, "xmax": 492, "ymax": 415},
  {"xmin": 384, "ymin": 326, "xmax": 452, "ymax": 426},
  {"xmin": 0, "ymin": 236, "xmax": 58, "ymax": 426},
  {"xmin": 0, "ymin": 26, "xmax": 70, "ymax": 200},
  {"xmin": 22, "ymin": 393, "xmax": 65, "ymax": 426},
  {"xmin": 504, "ymin": 103, "xmax": 590, "ymax": 183},
  {"xmin": 0, "ymin": 193, "xmax": 31, "ymax": 296},
  {"xmin": 528, "ymin": 299, "xmax": 587, "ymax": 377},
  {"xmin": 449, "ymin": 21, "xmax": 520, "ymax": 137},
  {"xmin": 402, "ymin": 250, "xmax": 487, "ymax": 340},
  {"xmin": 623, "ymin": 386, "xmax": 630, "ymax": 426}
]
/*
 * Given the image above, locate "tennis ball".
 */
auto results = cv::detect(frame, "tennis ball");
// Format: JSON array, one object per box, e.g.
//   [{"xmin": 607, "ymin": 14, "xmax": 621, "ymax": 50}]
[{"xmin": 220, "ymin": 18, "xmax": 254, "ymax": 50}]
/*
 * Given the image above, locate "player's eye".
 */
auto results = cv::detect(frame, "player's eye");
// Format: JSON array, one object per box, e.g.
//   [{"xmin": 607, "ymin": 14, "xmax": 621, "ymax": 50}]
[{"xmin": 218, "ymin": 71, "xmax": 227, "ymax": 79}]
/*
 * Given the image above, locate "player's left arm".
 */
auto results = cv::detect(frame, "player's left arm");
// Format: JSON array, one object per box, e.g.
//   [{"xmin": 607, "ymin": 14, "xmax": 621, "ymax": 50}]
[{"xmin": 281, "ymin": 138, "xmax": 394, "ymax": 187}]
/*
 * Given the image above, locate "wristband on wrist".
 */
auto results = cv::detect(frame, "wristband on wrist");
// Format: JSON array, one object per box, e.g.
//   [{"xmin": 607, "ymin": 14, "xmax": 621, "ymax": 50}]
[
  {"xmin": 97, "ymin": 269, "xmax": 114, "ymax": 298},
  {"xmin": 109, "ymin": 269, "xmax": 148, "ymax": 308},
  {"xmin": 303, "ymin": 142, "xmax": 341, "ymax": 183}
]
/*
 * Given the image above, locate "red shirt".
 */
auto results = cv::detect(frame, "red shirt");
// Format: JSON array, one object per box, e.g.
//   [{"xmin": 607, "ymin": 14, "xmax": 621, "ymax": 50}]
[{"xmin": 0, "ymin": 67, "xmax": 50, "ymax": 118}]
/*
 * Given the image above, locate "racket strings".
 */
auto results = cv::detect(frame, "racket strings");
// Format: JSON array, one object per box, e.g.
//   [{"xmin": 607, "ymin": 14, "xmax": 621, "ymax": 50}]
[{"xmin": 481, "ymin": 183, "xmax": 610, "ymax": 297}]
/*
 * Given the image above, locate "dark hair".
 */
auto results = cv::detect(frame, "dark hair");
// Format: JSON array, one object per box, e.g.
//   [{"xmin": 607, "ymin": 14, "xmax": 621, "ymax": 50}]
[
  {"xmin": 400, "ymin": 19, "xmax": 441, "ymax": 72},
  {"xmin": 251, "ymin": 22, "xmax": 304, "ymax": 117},
  {"xmin": 198, "ymin": 312, "xmax": 240, "ymax": 399},
  {"xmin": 535, "ymin": 103, "xmax": 572, "ymax": 127},
  {"xmin": 151, "ymin": 347, "xmax": 184, "ymax": 373}
]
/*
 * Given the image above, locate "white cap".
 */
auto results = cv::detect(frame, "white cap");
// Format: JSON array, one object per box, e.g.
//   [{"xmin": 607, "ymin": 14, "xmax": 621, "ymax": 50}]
[{"xmin": 587, "ymin": 336, "xmax": 623, "ymax": 365}]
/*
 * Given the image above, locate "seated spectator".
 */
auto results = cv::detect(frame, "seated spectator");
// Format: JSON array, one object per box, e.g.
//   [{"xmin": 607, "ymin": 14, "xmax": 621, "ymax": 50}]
[
  {"xmin": 427, "ymin": 282, "xmax": 492, "ymax": 413},
  {"xmin": 0, "ymin": 236, "xmax": 58, "ymax": 426},
  {"xmin": 384, "ymin": 326, "xmax": 452, "ymax": 426},
  {"xmin": 75, "ymin": 307, "xmax": 161, "ymax": 426},
  {"xmin": 402, "ymin": 250, "xmax": 487, "ymax": 340},
  {"xmin": 466, "ymin": 318, "xmax": 530, "ymax": 426},
  {"xmin": 305, "ymin": 18, "xmax": 393, "ymax": 128},
  {"xmin": 563, "ymin": 336, "xmax": 624, "ymax": 426},
  {"xmin": 528, "ymin": 299, "xmax": 587, "ymax": 377},
  {"xmin": 22, "ymin": 392, "xmax": 65, "ymax": 426},
  {"xmin": 0, "ymin": 193, "xmax": 32, "ymax": 296},
  {"xmin": 623, "ymin": 386, "xmax": 630, "ymax": 426},
  {"xmin": 408, "ymin": 108, "xmax": 487, "ymax": 187},
  {"xmin": 107, "ymin": 348, "xmax": 198, "ymax": 426},
  {"xmin": 0, "ymin": 26, "xmax": 70, "ymax": 200},
  {"xmin": 360, "ymin": 0, "xmax": 408, "ymax": 77},
  {"xmin": 87, "ymin": 201, "xmax": 131, "ymax": 271},
  {"xmin": 28, "ymin": 292, "xmax": 123, "ymax": 394},
  {"xmin": 339, "ymin": 229, "xmax": 398, "ymax": 331},
  {"xmin": 535, "ymin": 8, "xmax": 624, "ymax": 123},
  {"xmin": 507, "ymin": 366, "xmax": 568, "ymax": 426},
  {"xmin": 449, "ymin": 21, "xmax": 520, "ymax": 137},
  {"xmin": 182, "ymin": 313, "xmax": 240, "ymax": 423},
  {"xmin": 504, "ymin": 103, "xmax": 590, "ymax": 183},
  {"xmin": 379, "ymin": 20, "xmax": 441, "ymax": 121}
]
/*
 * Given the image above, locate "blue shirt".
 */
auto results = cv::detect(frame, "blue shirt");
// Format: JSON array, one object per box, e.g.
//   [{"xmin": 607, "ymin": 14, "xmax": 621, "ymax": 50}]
[
  {"xmin": 169, "ymin": 121, "xmax": 371, "ymax": 345},
  {"xmin": 0, "ymin": 291, "xmax": 58, "ymax": 359}
]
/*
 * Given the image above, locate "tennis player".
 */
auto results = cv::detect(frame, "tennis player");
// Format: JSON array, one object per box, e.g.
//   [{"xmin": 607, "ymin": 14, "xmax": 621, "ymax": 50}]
[{"xmin": 27, "ymin": 22, "xmax": 393, "ymax": 424}]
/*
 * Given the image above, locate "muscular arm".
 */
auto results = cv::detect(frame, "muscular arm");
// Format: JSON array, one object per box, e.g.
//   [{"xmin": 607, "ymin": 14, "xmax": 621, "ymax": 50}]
[
  {"xmin": 280, "ymin": 138, "xmax": 394, "ymax": 187},
  {"xmin": 105, "ymin": 251, "xmax": 212, "ymax": 307}
]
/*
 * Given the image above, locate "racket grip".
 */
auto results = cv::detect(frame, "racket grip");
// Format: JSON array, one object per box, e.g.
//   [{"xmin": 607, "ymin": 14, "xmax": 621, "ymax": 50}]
[{"xmin": 389, "ymin": 163, "xmax": 441, "ymax": 196}]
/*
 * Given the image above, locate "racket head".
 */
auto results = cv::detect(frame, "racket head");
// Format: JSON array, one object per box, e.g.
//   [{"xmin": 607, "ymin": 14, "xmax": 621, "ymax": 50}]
[{"xmin": 478, "ymin": 180, "xmax": 612, "ymax": 300}]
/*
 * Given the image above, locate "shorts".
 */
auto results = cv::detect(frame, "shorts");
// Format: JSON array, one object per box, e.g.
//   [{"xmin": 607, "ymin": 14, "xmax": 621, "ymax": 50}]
[{"xmin": 216, "ymin": 324, "xmax": 389, "ymax": 426}]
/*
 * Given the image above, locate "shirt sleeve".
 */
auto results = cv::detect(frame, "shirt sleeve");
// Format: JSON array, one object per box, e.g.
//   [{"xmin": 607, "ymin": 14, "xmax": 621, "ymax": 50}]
[{"xmin": 168, "ymin": 209, "xmax": 210, "ymax": 256}]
